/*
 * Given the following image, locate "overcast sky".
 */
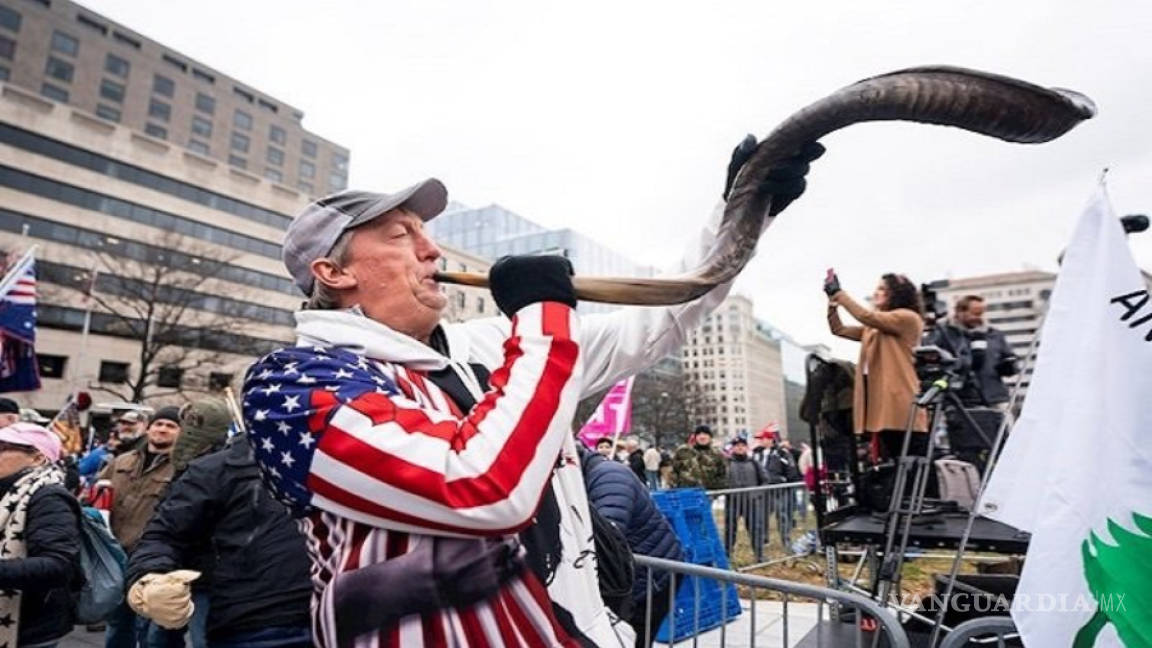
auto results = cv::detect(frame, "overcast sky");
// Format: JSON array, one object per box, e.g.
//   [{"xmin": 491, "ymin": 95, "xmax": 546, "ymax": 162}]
[{"xmin": 87, "ymin": 0, "xmax": 1152, "ymax": 358}]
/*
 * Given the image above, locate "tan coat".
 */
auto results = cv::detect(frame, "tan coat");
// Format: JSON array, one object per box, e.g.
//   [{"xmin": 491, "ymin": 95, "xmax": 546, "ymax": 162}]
[
  {"xmin": 827, "ymin": 292, "xmax": 928, "ymax": 434},
  {"xmin": 99, "ymin": 448, "xmax": 175, "ymax": 551}
]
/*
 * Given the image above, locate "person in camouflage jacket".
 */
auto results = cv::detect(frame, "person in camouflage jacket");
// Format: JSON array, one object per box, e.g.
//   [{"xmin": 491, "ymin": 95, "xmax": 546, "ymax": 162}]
[{"xmin": 671, "ymin": 425, "xmax": 727, "ymax": 489}]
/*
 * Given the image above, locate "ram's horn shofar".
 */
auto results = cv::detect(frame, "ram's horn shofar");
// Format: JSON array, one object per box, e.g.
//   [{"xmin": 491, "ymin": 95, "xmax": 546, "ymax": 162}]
[{"xmin": 435, "ymin": 66, "xmax": 1096, "ymax": 305}]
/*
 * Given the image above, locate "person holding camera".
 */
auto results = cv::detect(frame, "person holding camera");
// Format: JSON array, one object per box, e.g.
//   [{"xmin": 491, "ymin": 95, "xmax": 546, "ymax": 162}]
[
  {"xmin": 824, "ymin": 272, "xmax": 928, "ymax": 462},
  {"xmin": 925, "ymin": 295, "xmax": 1019, "ymax": 409}
]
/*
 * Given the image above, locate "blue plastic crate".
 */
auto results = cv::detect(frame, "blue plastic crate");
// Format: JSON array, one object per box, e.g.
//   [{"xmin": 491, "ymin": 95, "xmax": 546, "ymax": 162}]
[
  {"xmin": 652, "ymin": 488, "xmax": 743, "ymax": 642},
  {"xmin": 653, "ymin": 489, "xmax": 732, "ymax": 567},
  {"xmin": 654, "ymin": 570, "xmax": 742, "ymax": 642}
]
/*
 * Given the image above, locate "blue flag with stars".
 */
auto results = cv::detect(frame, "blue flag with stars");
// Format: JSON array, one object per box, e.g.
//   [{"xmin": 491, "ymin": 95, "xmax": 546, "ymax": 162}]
[
  {"xmin": 243, "ymin": 344, "xmax": 400, "ymax": 514},
  {"xmin": 0, "ymin": 251, "xmax": 39, "ymax": 393}
]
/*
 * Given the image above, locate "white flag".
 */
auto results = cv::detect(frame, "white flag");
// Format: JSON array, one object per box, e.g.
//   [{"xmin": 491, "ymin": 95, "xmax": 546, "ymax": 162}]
[{"xmin": 980, "ymin": 183, "xmax": 1152, "ymax": 647}]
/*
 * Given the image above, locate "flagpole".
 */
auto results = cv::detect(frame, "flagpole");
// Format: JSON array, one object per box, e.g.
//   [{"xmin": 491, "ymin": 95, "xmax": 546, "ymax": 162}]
[
  {"xmin": 925, "ymin": 317, "xmax": 1041, "ymax": 645},
  {"xmin": 72, "ymin": 265, "xmax": 98, "ymax": 395},
  {"xmin": 0, "ymin": 246, "xmax": 36, "ymax": 302}
]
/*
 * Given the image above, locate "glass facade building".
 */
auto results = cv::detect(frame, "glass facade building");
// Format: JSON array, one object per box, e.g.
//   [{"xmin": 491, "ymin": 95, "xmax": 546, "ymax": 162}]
[{"xmin": 429, "ymin": 203, "xmax": 653, "ymax": 312}]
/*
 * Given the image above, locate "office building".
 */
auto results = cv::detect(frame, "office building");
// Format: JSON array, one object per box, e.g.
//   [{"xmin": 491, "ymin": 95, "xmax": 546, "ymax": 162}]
[
  {"xmin": 0, "ymin": 83, "xmax": 309, "ymax": 409},
  {"xmin": 428, "ymin": 203, "xmax": 654, "ymax": 313},
  {"xmin": 0, "ymin": 88, "xmax": 493, "ymax": 411},
  {"xmin": 757, "ymin": 320, "xmax": 831, "ymax": 440},
  {"xmin": 0, "ymin": 0, "xmax": 495, "ymax": 411},
  {"xmin": 438, "ymin": 246, "xmax": 493, "ymax": 322},
  {"xmin": 680, "ymin": 294, "xmax": 788, "ymax": 440},
  {"xmin": 0, "ymin": 0, "xmax": 348, "ymax": 197}
]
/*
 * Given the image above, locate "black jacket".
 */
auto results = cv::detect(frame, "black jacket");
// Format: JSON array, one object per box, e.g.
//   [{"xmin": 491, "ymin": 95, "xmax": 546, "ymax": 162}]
[
  {"xmin": 580, "ymin": 450, "xmax": 683, "ymax": 606},
  {"xmin": 627, "ymin": 449, "xmax": 647, "ymax": 483},
  {"xmin": 726, "ymin": 454, "xmax": 768, "ymax": 489},
  {"xmin": 925, "ymin": 322, "xmax": 1018, "ymax": 405},
  {"xmin": 753, "ymin": 446, "xmax": 801, "ymax": 484},
  {"xmin": 0, "ymin": 472, "xmax": 81, "ymax": 646},
  {"xmin": 125, "ymin": 437, "xmax": 311, "ymax": 641}
]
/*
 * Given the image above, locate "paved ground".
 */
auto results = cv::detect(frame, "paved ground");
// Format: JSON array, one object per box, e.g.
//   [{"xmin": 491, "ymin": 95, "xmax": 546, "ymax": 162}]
[
  {"xmin": 63, "ymin": 601, "xmax": 826, "ymax": 648},
  {"xmin": 659, "ymin": 600, "xmax": 823, "ymax": 647}
]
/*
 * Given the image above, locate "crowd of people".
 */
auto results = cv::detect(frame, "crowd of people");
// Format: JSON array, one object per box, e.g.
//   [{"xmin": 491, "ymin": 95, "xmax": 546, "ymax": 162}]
[
  {"xmin": 590, "ymin": 425, "xmax": 814, "ymax": 564},
  {"xmin": 0, "ymin": 394, "xmax": 317, "ymax": 648},
  {"xmin": 0, "ymin": 133, "xmax": 825, "ymax": 647}
]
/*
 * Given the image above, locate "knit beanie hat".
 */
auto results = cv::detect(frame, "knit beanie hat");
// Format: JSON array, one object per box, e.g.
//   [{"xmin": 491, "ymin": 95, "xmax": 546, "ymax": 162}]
[
  {"xmin": 171, "ymin": 399, "xmax": 231, "ymax": 472},
  {"xmin": 149, "ymin": 406, "xmax": 182, "ymax": 427}
]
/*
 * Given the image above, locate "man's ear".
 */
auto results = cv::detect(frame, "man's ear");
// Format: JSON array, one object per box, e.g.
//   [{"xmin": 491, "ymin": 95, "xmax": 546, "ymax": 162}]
[{"xmin": 310, "ymin": 257, "xmax": 358, "ymax": 291}]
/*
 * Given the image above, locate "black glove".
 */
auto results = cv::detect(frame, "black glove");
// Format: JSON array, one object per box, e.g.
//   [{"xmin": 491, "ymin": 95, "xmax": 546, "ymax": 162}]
[
  {"xmin": 723, "ymin": 135, "xmax": 826, "ymax": 216},
  {"xmin": 488, "ymin": 255, "xmax": 577, "ymax": 317},
  {"xmin": 823, "ymin": 270, "xmax": 841, "ymax": 297}
]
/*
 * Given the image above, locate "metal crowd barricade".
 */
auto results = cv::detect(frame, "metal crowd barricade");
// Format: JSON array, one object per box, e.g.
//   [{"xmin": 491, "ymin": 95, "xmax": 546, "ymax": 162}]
[
  {"xmin": 936, "ymin": 617, "xmax": 1019, "ymax": 648},
  {"xmin": 634, "ymin": 554, "xmax": 911, "ymax": 647},
  {"xmin": 706, "ymin": 483, "xmax": 813, "ymax": 570}
]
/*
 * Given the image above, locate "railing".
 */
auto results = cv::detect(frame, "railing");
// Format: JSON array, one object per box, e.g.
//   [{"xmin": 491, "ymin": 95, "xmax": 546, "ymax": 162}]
[
  {"xmin": 634, "ymin": 554, "xmax": 911, "ymax": 647},
  {"xmin": 704, "ymin": 483, "xmax": 815, "ymax": 570},
  {"xmin": 937, "ymin": 617, "xmax": 1019, "ymax": 648}
]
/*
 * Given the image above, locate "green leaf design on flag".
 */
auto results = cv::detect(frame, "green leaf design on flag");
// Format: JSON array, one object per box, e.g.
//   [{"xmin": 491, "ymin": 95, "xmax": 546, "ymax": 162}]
[{"xmin": 1073, "ymin": 514, "xmax": 1152, "ymax": 647}]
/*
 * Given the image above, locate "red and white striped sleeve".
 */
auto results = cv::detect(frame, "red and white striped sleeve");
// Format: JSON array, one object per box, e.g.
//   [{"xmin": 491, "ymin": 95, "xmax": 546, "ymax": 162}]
[{"xmin": 307, "ymin": 301, "xmax": 582, "ymax": 536}]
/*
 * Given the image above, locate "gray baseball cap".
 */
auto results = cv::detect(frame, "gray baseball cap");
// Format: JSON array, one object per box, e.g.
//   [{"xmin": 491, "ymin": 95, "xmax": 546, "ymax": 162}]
[{"xmin": 282, "ymin": 179, "xmax": 448, "ymax": 294}]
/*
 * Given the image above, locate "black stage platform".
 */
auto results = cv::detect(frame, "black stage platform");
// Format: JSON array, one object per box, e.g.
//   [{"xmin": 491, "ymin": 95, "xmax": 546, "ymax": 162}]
[{"xmin": 821, "ymin": 510, "xmax": 1030, "ymax": 554}]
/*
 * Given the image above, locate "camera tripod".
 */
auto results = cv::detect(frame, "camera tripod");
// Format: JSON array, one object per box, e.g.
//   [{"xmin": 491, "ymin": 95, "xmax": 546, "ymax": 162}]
[{"xmin": 870, "ymin": 371, "xmax": 995, "ymax": 610}]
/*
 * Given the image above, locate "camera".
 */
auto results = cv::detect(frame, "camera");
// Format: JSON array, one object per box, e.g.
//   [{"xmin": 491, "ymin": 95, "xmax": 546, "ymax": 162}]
[
  {"xmin": 920, "ymin": 283, "xmax": 946, "ymax": 325},
  {"xmin": 914, "ymin": 345, "xmax": 960, "ymax": 389}
]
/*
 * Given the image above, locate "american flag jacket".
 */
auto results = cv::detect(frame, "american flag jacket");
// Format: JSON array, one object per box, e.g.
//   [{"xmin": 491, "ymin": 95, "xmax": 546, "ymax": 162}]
[
  {"xmin": 244, "ymin": 302, "xmax": 619, "ymax": 647},
  {"xmin": 243, "ymin": 204, "xmax": 741, "ymax": 647}
]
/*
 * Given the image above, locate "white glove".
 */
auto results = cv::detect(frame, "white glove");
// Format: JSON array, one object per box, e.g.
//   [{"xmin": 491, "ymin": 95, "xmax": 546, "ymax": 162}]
[{"xmin": 127, "ymin": 570, "xmax": 201, "ymax": 629}]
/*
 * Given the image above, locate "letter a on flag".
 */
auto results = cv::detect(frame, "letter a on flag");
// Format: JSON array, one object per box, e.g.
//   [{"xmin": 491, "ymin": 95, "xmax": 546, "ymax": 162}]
[{"xmin": 981, "ymin": 183, "xmax": 1152, "ymax": 647}]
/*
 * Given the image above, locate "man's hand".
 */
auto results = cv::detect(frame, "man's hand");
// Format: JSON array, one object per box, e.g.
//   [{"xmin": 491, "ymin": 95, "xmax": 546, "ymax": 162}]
[
  {"xmin": 488, "ymin": 255, "xmax": 577, "ymax": 318},
  {"xmin": 128, "ymin": 570, "xmax": 200, "ymax": 629},
  {"xmin": 723, "ymin": 135, "xmax": 826, "ymax": 216}
]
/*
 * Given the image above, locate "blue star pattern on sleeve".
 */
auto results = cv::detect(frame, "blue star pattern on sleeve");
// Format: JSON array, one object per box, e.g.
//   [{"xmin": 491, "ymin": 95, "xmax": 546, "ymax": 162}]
[{"xmin": 242, "ymin": 344, "xmax": 400, "ymax": 515}]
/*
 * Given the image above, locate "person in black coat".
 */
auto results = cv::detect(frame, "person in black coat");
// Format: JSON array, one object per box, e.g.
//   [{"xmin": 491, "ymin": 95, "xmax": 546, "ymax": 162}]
[
  {"xmin": 753, "ymin": 434, "xmax": 802, "ymax": 547},
  {"xmin": 580, "ymin": 444, "xmax": 684, "ymax": 648},
  {"xmin": 0, "ymin": 423, "xmax": 81, "ymax": 648},
  {"xmin": 625, "ymin": 438, "xmax": 647, "ymax": 485},
  {"xmin": 724, "ymin": 436, "xmax": 768, "ymax": 562},
  {"xmin": 125, "ymin": 434, "xmax": 312, "ymax": 647},
  {"xmin": 924, "ymin": 295, "xmax": 1019, "ymax": 407}
]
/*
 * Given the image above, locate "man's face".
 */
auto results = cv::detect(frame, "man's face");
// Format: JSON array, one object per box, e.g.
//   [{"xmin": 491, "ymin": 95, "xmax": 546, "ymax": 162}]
[
  {"xmin": 146, "ymin": 419, "xmax": 181, "ymax": 452},
  {"xmin": 731, "ymin": 442, "xmax": 747, "ymax": 457},
  {"xmin": 958, "ymin": 301, "xmax": 986, "ymax": 329},
  {"xmin": 596, "ymin": 441, "xmax": 613, "ymax": 457},
  {"xmin": 0, "ymin": 413, "xmax": 18, "ymax": 428},
  {"xmin": 338, "ymin": 210, "xmax": 446, "ymax": 340},
  {"xmin": 694, "ymin": 432, "xmax": 712, "ymax": 447},
  {"xmin": 117, "ymin": 419, "xmax": 141, "ymax": 438}
]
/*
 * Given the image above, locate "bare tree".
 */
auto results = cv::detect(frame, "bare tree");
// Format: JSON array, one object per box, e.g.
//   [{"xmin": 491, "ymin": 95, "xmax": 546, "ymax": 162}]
[{"xmin": 54, "ymin": 233, "xmax": 268, "ymax": 403}]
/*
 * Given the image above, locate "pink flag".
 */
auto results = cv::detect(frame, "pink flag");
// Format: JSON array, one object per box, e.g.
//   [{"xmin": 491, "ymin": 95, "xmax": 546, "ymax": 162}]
[{"xmin": 578, "ymin": 376, "xmax": 636, "ymax": 449}]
